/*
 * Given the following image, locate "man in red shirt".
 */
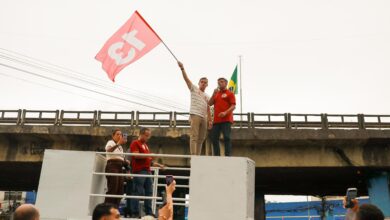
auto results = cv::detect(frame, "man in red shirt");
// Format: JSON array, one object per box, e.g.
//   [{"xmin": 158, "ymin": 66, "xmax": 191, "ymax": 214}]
[
  {"xmin": 208, "ymin": 77, "xmax": 236, "ymax": 156},
  {"xmin": 129, "ymin": 127, "xmax": 165, "ymax": 218}
]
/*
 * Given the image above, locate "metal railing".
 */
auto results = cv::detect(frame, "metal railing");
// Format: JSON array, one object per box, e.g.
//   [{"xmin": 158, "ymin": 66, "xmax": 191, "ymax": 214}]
[
  {"xmin": 91, "ymin": 152, "xmax": 191, "ymax": 215},
  {"xmin": 1, "ymin": 109, "xmax": 390, "ymax": 129}
]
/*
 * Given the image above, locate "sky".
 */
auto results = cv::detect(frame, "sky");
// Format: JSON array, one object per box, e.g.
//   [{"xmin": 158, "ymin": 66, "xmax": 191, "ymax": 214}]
[
  {"xmin": 1, "ymin": 0, "xmax": 389, "ymax": 201},
  {"xmin": 1, "ymin": 0, "xmax": 390, "ymax": 114}
]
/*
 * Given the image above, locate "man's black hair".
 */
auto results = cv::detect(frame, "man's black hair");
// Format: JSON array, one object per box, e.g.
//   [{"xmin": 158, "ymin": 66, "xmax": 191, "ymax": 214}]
[
  {"xmin": 217, "ymin": 77, "xmax": 228, "ymax": 82},
  {"xmin": 92, "ymin": 203, "xmax": 117, "ymax": 220},
  {"xmin": 356, "ymin": 204, "xmax": 384, "ymax": 220},
  {"xmin": 139, "ymin": 127, "xmax": 151, "ymax": 135}
]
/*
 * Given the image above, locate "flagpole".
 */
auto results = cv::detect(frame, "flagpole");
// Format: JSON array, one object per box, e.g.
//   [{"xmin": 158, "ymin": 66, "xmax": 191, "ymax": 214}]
[
  {"xmin": 239, "ymin": 55, "xmax": 243, "ymax": 123},
  {"xmin": 160, "ymin": 39, "xmax": 179, "ymax": 62},
  {"xmin": 135, "ymin": 11, "xmax": 178, "ymax": 62}
]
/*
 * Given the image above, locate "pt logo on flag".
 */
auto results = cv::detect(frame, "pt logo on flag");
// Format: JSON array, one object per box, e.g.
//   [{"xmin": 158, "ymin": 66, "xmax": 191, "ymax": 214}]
[
  {"xmin": 108, "ymin": 30, "xmax": 145, "ymax": 65},
  {"xmin": 96, "ymin": 11, "xmax": 161, "ymax": 82}
]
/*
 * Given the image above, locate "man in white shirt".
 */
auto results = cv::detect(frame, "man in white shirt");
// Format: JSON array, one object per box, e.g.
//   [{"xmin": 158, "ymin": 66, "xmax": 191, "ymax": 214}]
[{"xmin": 178, "ymin": 61, "xmax": 212, "ymax": 155}]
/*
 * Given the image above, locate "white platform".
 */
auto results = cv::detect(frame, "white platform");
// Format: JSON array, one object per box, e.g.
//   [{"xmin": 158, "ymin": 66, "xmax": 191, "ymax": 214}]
[
  {"xmin": 36, "ymin": 150, "xmax": 106, "ymax": 220},
  {"xmin": 188, "ymin": 156, "xmax": 255, "ymax": 220},
  {"xmin": 35, "ymin": 150, "xmax": 255, "ymax": 220}
]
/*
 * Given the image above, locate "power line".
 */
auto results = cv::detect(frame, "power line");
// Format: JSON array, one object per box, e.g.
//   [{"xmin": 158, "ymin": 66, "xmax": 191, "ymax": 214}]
[
  {"xmin": 0, "ymin": 72, "xmax": 134, "ymax": 110},
  {"xmin": 0, "ymin": 52, "xmax": 187, "ymax": 111},
  {"xmin": 0, "ymin": 47, "xmax": 184, "ymax": 106},
  {"xmin": 0, "ymin": 62, "xmax": 170, "ymax": 111},
  {"xmin": 0, "ymin": 48, "xmax": 188, "ymax": 111}
]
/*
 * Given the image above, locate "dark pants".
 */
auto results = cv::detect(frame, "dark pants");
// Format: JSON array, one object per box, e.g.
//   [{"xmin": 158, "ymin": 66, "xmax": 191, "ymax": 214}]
[
  {"xmin": 125, "ymin": 179, "xmax": 133, "ymax": 215},
  {"xmin": 130, "ymin": 170, "xmax": 153, "ymax": 215},
  {"xmin": 104, "ymin": 160, "xmax": 124, "ymax": 206},
  {"xmin": 211, "ymin": 122, "xmax": 232, "ymax": 156}
]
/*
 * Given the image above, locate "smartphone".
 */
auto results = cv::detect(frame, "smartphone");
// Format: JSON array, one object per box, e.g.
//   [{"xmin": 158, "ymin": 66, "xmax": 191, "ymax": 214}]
[
  {"xmin": 345, "ymin": 188, "xmax": 358, "ymax": 208},
  {"xmin": 122, "ymin": 133, "xmax": 128, "ymax": 140},
  {"xmin": 166, "ymin": 175, "xmax": 174, "ymax": 186}
]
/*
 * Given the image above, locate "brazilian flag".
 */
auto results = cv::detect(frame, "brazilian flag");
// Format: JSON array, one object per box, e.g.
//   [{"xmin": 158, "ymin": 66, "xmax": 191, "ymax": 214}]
[{"xmin": 228, "ymin": 65, "xmax": 238, "ymax": 94}]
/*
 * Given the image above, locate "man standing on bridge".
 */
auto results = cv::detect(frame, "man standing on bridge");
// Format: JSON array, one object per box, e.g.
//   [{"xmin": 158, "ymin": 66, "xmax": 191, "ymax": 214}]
[
  {"xmin": 208, "ymin": 77, "xmax": 236, "ymax": 156},
  {"xmin": 178, "ymin": 61, "xmax": 212, "ymax": 155}
]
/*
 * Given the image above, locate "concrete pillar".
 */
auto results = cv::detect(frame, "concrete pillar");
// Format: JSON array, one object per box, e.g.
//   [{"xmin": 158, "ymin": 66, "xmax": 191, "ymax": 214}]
[
  {"xmin": 367, "ymin": 171, "xmax": 390, "ymax": 217},
  {"xmin": 255, "ymin": 191, "xmax": 265, "ymax": 220}
]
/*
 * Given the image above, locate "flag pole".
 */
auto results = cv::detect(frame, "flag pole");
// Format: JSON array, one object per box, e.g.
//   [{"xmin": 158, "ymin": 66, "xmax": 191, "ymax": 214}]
[
  {"xmin": 160, "ymin": 39, "xmax": 179, "ymax": 62},
  {"xmin": 135, "ymin": 11, "xmax": 178, "ymax": 62},
  {"xmin": 239, "ymin": 55, "xmax": 243, "ymax": 123}
]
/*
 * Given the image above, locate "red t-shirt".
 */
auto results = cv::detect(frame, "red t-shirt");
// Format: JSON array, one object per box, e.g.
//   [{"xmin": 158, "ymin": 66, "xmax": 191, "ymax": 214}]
[
  {"xmin": 130, "ymin": 139, "xmax": 152, "ymax": 173},
  {"xmin": 212, "ymin": 89, "xmax": 236, "ymax": 124}
]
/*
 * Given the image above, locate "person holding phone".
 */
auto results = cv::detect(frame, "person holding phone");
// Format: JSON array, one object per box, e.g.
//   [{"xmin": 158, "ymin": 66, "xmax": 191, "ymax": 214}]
[
  {"xmin": 158, "ymin": 178, "xmax": 176, "ymax": 220},
  {"xmin": 343, "ymin": 193, "xmax": 385, "ymax": 220},
  {"xmin": 208, "ymin": 77, "xmax": 236, "ymax": 156},
  {"xmin": 129, "ymin": 127, "xmax": 165, "ymax": 218},
  {"xmin": 104, "ymin": 128, "xmax": 129, "ymax": 206},
  {"xmin": 178, "ymin": 61, "xmax": 212, "ymax": 155}
]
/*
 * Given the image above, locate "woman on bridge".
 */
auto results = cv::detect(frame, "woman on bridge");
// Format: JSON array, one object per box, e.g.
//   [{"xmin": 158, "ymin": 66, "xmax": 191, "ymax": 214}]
[{"xmin": 104, "ymin": 128, "xmax": 129, "ymax": 206}]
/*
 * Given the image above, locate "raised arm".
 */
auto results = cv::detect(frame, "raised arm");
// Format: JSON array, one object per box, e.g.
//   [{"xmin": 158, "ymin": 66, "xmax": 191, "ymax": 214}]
[
  {"xmin": 208, "ymin": 89, "xmax": 218, "ymax": 106},
  {"xmin": 158, "ymin": 180, "xmax": 176, "ymax": 220},
  {"xmin": 207, "ymin": 105, "xmax": 213, "ymax": 129},
  {"xmin": 106, "ymin": 137, "xmax": 126, "ymax": 152},
  {"xmin": 178, "ymin": 61, "xmax": 192, "ymax": 90}
]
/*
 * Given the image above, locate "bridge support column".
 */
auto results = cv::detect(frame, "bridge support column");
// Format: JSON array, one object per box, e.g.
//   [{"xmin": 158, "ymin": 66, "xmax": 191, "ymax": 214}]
[
  {"xmin": 367, "ymin": 171, "xmax": 390, "ymax": 217},
  {"xmin": 255, "ymin": 191, "xmax": 265, "ymax": 220}
]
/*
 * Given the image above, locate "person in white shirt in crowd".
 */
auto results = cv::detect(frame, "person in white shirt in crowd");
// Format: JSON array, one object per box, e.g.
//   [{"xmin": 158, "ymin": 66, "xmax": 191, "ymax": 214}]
[{"xmin": 104, "ymin": 128, "xmax": 129, "ymax": 206}]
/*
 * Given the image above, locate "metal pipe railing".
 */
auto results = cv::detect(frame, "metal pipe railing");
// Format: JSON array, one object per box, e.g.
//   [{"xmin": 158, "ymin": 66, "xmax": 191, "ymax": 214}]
[
  {"xmin": 90, "ymin": 193, "xmax": 189, "ymax": 202},
  {"xmin": 92, "ymin": 151, "xmax": 191, "ymax": 215},
  {"xmin": 93, "ymin": 172, "xmax": 190, "ymax": 180},
  {"xmin": 157, "ymin": 184, "xmax": 189, "ymax": 188},
  {"xmin": 156, "ymin": 201, "xmax": 187, "ymax": 207},
  {"xmin": 97, "ymin": 152, "xmax": 192, "ymax": 159}
]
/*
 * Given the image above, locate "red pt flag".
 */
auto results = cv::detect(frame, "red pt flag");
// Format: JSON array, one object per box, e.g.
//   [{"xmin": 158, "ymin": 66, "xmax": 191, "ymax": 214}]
[{"xmin": 95, "ymin": 11, "xmax": 161, "ymax": 82}]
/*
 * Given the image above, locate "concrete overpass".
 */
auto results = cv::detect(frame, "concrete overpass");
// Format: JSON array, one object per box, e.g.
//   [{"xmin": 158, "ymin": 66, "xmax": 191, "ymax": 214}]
[{"xmin": 1, "ymin": 110, "xmax": 390, "ymax": 214}]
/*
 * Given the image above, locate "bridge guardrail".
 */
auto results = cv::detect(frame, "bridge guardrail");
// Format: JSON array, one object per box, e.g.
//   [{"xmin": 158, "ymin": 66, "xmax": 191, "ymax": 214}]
[
  {"xmin": 173, "ymin": 112, "xmax": 190, "ymax": 127},
  {"xmin": 97, "ymin": 111, "xmax": 134, "ymax": 126},
  {"xmin": 251, "ymin": 113, "xmax": 289, "ymax": 128},
  {"xmin": 136, "ymin": 111, "xmax": 173, "ymax": 127},
  {"xmin": 22, "ymin": 109, "xmax": 59, "ymax": 125},
  {"xmin": 363, "ymin": 114, "xmax": 390, "ymax": 129},
  {"xmin": 1, "ymin": 109, "xmax": 390, "ymax": 130},
  {"xmin": 0, "ymin": 109, "xmax": 22, "ymax": 125},
  {"xmin": 233, "ymin": 112, "xmax": 251, "ymax": 128},
  {"xmin": 59, "ymin": 110, "xmax": 97, "ymax": 126},
  {"xmin": 289, "ymin": 113, "xmax": 323, "ymax": 129}
]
